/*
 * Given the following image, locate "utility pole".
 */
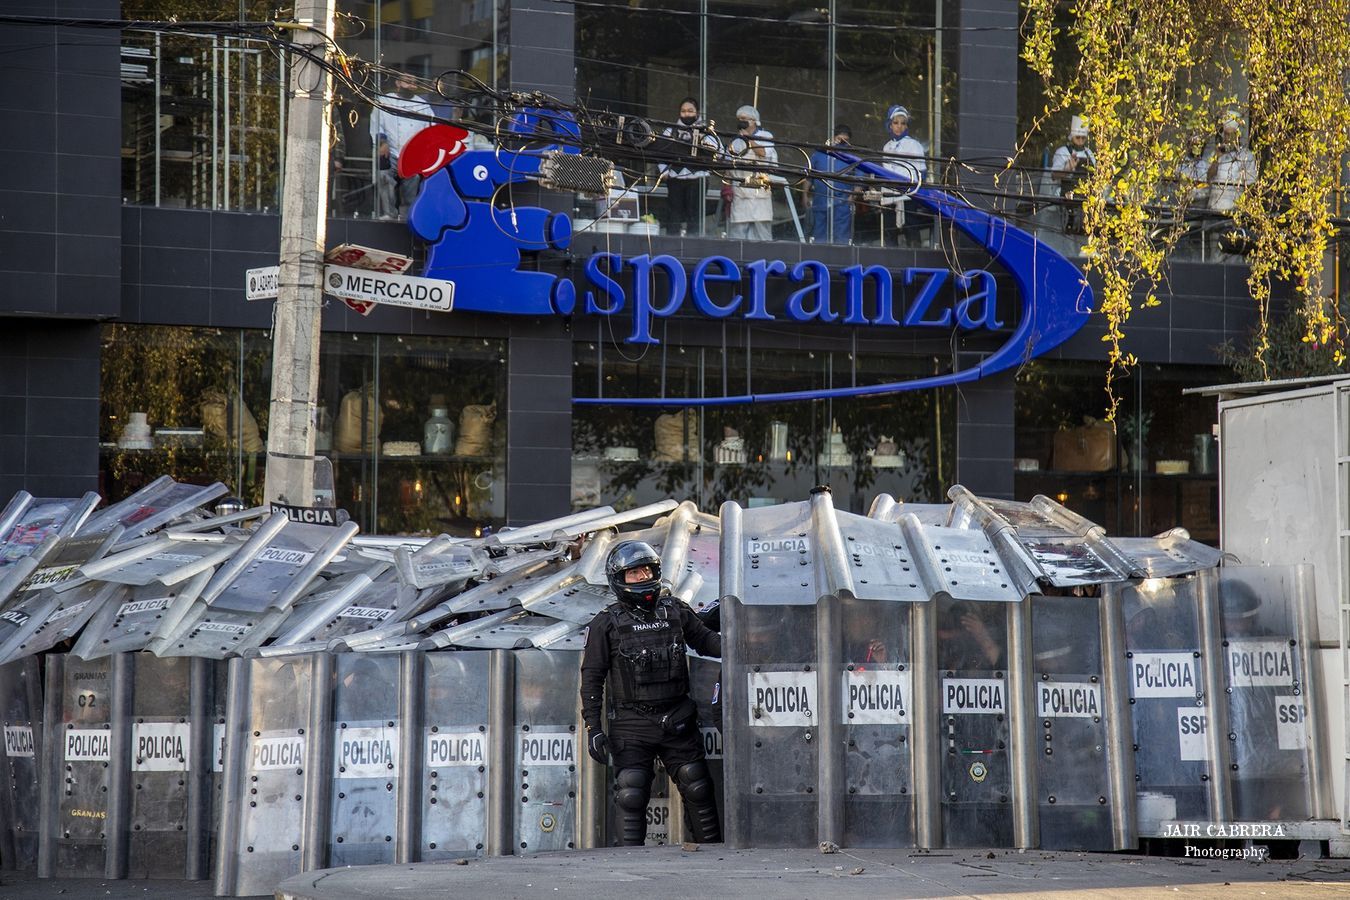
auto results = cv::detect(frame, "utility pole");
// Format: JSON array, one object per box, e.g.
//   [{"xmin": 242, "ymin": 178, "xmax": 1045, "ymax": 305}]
[{"xmin": 265, "ymin": 0, "xmax": 336, "ymax": 506}]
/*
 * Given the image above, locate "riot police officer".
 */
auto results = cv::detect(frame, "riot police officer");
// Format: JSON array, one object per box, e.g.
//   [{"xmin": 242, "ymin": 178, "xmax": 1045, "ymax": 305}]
[{"xmin": 581, "ymin": 540, "xmax": 722, "ymax": 845}]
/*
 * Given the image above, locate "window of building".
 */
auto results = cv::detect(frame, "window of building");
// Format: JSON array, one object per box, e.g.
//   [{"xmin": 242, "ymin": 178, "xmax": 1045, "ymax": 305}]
[
  {"xmin": 574, "ymin": 0, "xmax": 956, "ymax": 243},
  {"xmin": 99, "ymin": 325, "xmax": 508, "ymax": 536},
  {"xmin": 1012, "ymin": 359, "xmax": 1230, "ymax": 542},
  {"xmin": 572, "ymin": 337, "xmax": 956, "ymax": 515},
  {"xmin": 119, "ymin": 1, "xmax": 505, "ymax": 216}
]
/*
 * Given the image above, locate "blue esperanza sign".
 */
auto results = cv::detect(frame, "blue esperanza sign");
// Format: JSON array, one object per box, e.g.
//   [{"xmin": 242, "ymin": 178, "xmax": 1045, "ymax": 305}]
[{"xmin": 403, "ymin": 112, "xmax": 1092, "ymax": 406}]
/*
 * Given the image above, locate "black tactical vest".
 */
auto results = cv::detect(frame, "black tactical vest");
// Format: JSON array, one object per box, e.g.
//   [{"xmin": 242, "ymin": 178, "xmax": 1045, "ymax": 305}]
[{"xmin": 607, "ymin": 599, "xmax": 689, "ymax": 704}]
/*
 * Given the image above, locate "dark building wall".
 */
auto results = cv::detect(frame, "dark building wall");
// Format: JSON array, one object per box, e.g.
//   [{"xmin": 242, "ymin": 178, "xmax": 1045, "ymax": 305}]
[
  {"xmin": 0, "ymin": 2, "xmax": 118, "ymax": 496},
  {"xmin": 0, "ymin": 320, "xmax": 102, "ymax": 499},
  {"xmin": 0, "ymin": 1, "xmax": 121, "ymax": 320}
]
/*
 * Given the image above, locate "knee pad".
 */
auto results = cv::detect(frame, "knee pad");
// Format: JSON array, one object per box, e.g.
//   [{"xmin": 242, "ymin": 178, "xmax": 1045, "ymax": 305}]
[
  {"xmin": 673, "ymin": 761, "xmax": 714, "ymax": 803},
  {"xmin": 615, "ymin": 767, "xmax": 653, "ymax": 813}
]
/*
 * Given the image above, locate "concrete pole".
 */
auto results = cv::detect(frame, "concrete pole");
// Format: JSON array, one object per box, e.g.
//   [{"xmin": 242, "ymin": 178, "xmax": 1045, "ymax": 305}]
[{"xmin": 265, "ymin": 0, "xmax": 335, "ymax": 506}]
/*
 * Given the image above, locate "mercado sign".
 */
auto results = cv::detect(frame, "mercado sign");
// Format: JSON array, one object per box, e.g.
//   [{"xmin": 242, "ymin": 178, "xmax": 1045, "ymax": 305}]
[{"xmin": 395, "ymin": 119, "xmax": 1093, "ymax": 405}]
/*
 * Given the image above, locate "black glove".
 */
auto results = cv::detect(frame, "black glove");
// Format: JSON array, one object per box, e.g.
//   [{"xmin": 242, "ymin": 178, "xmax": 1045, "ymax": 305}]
[{"xmin": 587, "ymin": 729, "xmax": 610, "ymax": 765}]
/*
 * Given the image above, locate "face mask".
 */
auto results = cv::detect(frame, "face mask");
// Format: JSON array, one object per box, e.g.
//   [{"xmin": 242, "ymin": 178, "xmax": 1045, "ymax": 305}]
[
  {"xmin": 737, "ymin": 120, "xmax": 753, "ymax": 131},
  {"xmin": 679, "ymin": 114, "xmax": 697, "ymax": 126}
]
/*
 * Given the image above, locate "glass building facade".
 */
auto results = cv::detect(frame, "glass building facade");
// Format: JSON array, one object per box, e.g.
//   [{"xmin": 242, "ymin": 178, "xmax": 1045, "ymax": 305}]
[{"xmin": 0, "ymin": 0, "xmax": 1256, "ymax": 538}]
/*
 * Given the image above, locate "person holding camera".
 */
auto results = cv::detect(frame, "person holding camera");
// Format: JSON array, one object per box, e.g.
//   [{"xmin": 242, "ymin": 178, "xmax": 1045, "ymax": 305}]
[
  {"xmin": 1206, "ymin": 111, "xmax": 1257, "ymax": 213},
  {"xmin": 581, "ymin": 540, "xmax": 723, "ymax": 845},
  {"xmin": 1050, "ymin": 116, "xmax": 1096, "ymax": 234},
  {"xmin": 726, "ymin": 105, "xmax": 778, "ymax": 241},
  {"xmin": 808, "ymin": 123, "xmax": 856, "ymax": 244}
]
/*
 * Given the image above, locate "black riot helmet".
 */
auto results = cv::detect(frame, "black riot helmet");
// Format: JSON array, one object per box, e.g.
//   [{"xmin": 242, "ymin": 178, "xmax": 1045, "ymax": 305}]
[{"xmin": 605, "ymin": 540, "xmax": 663, "ymax": 611}]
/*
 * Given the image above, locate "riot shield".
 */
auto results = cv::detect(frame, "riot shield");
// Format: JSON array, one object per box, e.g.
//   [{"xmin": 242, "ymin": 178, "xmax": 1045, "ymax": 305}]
[
  {"xmin": 70, "ymin": 571, "xmax": 213, "ymax": 659},
  {"xmin": 1031, "ymin": 594, "xmax": 1112, "ymax": 850},
  {"xmin": 126, "ymin": 654, "xmax": 217, "ymax": 879},
  {"xmin": 215, "ymin": 655, "xmax": 316, "ymax": 897},
  {"xmin": 0, "ymin": 580, "xmax": 128, "ymax": 664},
  {"xmin": 0, "ymin": 493, "xmax": 101, "ymax": 607},
  {"xmin": 1117, "ymin": 576, "xmax": 1212, "ymax": 831},
  {"xmin": 0, "ymin": 657, "xmax": 42, "ymax": 870},
  {"xmin": 722, "ymin": 599, "xmax": 821, "ymax": 849},
  {"xmin": 393, "ymin": 538, "xmax": 484, "ymax": 590},
  {"xmin": 38, "ymin": 654, "xmax": 124, "ymax": 878},
  {"xmin": 512, "ymin": 649, "xmax": 579, "ymax": 853},
  {"xmin": 329, "ymin": 653, "xmax": 403, "ymax": 867},
  {"xmin": 78, "ymin": 478, "xmax": 227, "ymax": 549},
  {"xmin": 156, "ymin": 521, "xmax": 360, "ymax": 657},
  {"xmin": 1216, "ymin": 566, "xmax": 1320, "ymax": 823},
  {"xmin": 936, "ymin": 595, "xmax": 1013, "ymax": 847},
  {"xmin": 76, "ymin": 533, "xmax": 239, "ymax": 588},
  {"xmin": 271, "ymin": 563, "xmax": 407, "ymax": 648},
  {"xmin": 419, "ymin": 650, "xmax": 491, "ymax": 860},
  {"xmin": 840, "ymin": 595, "xmax": 914, "ymax": 847}
]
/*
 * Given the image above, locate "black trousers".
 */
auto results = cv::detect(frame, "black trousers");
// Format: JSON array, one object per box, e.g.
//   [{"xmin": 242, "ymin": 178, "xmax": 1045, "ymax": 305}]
[
  {"xmin": 665, "ymin": 178, "xmax": 703, "ymax": 233},
  {"xmin": 608, "ymin": 707, "xmax": 705, "ymax": 771}
]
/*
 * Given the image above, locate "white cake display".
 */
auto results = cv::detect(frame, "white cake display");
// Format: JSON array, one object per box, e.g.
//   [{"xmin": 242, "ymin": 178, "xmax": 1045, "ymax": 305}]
[
  {"xmin": 869, "ymin": 435, "xmax": 905, "ymax": 468},
  {"xmin": 118, "ymin": 412, "xmax": 153, "ymax": 450},
  {"xmin": 715, "ymin": 427, "xmax": 747, "ymax": 465},
  {"xmin": 821, "ymin": 420, "xmax": 852, "ymax": 467}
]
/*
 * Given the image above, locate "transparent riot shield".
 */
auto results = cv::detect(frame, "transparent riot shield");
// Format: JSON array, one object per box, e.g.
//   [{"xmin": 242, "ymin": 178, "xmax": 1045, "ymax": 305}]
[
  {"xmin": 38, "ymin": 654, "xmax": 122, "ymax": 878},
  {"xmin": 78, "ymin": 478, "xmax": 228, "ymax": 548},
  {"xmin": 158, "ymin": 520, "xmax": 360, "ymax": 658},
  {"xmin": 329, "ymin": 653, "xmax": 403, "ymax": 867},
  {"xmin": 1117, "ymin": 576, "xmax": 1212, "ymax": 831},
  {"xmin": 936, "ymin": 596, "xmax": 1013, "ymax": 847},
  {"xmin": 70, "ymin": 571, "xmax": 213, "ymax": 660},
  {"xmin": 215, "ymin": 655, "xmax": 315, "ymax": 897},
  {"xmin": 419, "ymin": 650, "xmax": 491, "ymax": 860},
  {"xmin": 838, "ymin": 596, "xmax": 914, "ymax": 847},
  {"xmin": 126, "ymin": 654, "xmax": 216, "ymax": 879},
  {"xmin": 0, "ymin": 580, "xmax": 128, "ymax": 665},
  {"xmin": 1031, "ymin": 594, "xmax": 1112, "ymax": 850},
  {"xmin": 0, "ymin": 493, "xmax": 101, "ymax": 607},
  {"xmin": 0, "ymin": 657, "xmax": 42, "ymax": 870},
  {"xmin": 512, "ymin": 649, "xmax": 579, "ymax": 853},
  {"xmin": 1216, "ymin": 566, "xmax": 1321, "ymax": 823},
  {"xmin": 723, "ymin": 600, "xmax": 821, "ymax": 849},
  {"xmin": 271, "ymin": 563, "xmax": 407, "ymax": 648}
]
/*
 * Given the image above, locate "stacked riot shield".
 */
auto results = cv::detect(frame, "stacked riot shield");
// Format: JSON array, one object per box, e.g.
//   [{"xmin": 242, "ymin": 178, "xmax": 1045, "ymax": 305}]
[
  {"xmin": 0, "ymin": 658, "xmax": 42, "ymax": 869},
  {"xmin": 125, "ymin": 655, "xmax": 219, "ymax": 878},
  {"xmin": 1216, "ymin": 566, "xmax": 1329, "ymax": 823},
  {"xmin": 936, "ymin": 596, "xmax": 1013, "ymax": 847},
  {"xmin": 215, "ymin": 654, "xmax": 320, "ymax": 896},
  {"xmin": 417, "ymin": 651, "xmax": 492, "ymax": 859},
  {"xmin": 840, "ymin": 595, "xmax": 913, "ymax": 846},
  {"xmin": 329, "ymin": 653, "xmax": 404, "ymax": 866},
  {"xmin": 1115, "ymin": 576, "xmax": 1215, "ymax": 832},
  {"xmin": 512, "ymin": 650, "xmax": 580, "ymax": 853},
  {"xmin": 1031, "ymin": 594, "xmax": 1114, "ymax": 850}
]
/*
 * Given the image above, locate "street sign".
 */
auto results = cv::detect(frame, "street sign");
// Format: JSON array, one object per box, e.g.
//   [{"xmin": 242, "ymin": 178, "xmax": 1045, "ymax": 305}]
[
  {"xmin": 325, "ymin": 244, "xmax": 413, "ymax": 316},
  {"xmin": 246, "ymin": 266, "xmax": 281, "ymax": 301},
  {"xmin": 243, "ymin": 261, "xmax": 453, "ymax": 313},
  {"xmin": 323, "ymin": 264, "xmax": 454, "ymax": 312}
]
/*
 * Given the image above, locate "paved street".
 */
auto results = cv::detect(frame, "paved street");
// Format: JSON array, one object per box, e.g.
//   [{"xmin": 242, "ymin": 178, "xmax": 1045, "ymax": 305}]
[{"xmin": 0, "ymin": 846, "xmax": 1345, "ymax": 899}]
